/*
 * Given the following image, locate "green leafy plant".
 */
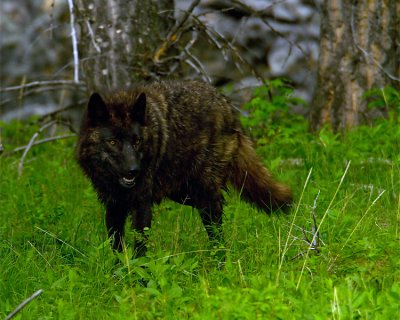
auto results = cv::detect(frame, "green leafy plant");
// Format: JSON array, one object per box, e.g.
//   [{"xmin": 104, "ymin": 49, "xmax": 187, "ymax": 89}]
[
  {"xmin": 241, "ymin": 79, "xmax": 307, "ymax": 143},
  {"xmin": 364, "ymin": 85, "xmax": 400, "ymax": 123}
]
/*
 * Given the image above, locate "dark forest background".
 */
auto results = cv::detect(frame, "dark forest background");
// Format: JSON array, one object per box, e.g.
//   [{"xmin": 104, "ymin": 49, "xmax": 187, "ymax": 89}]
[{"xmin": 2, "ymin": 0, "xmax": 397, "ymax": 133}]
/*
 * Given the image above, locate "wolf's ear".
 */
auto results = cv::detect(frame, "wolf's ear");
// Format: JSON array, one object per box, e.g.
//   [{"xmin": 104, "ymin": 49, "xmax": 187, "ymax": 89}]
[
  {"xmin": 131, "ymin": 92, "xmax": 146, "ymax": 125},
  {"xmin": 87, "ymin": 93, "xmax": 109, "ymax": 125}
]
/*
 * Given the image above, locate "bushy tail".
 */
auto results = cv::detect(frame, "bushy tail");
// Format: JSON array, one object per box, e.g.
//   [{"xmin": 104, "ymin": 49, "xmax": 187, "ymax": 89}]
[{"xmin": 230, "ymin": 134, "xmax": 292, "ymax": 213}]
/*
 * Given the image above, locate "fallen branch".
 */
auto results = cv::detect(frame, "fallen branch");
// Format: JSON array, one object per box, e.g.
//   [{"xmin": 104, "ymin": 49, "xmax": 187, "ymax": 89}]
[
  {"xmin": 3, "ymin": 134, "xmax": 76, "ymax": 157},
  {"xmin": 5, "ymin": 289, "xmax": 43, "ymax": 320},
  {"xmin": 17, "ymin": 120, "xmax": 74, "ymax": 177}
]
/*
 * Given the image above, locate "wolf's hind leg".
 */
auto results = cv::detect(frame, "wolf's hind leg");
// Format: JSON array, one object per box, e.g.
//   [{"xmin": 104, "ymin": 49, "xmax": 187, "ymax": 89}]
[
  {"xmin": 195, "ymin": 193, "xmax": 224, "ymax": 245},
  {"xmin": 196, "ymin": 195, "xmax": 226, "ymax": 265},
  {"xmin": 199, "ymin": 207, "xmax": 223, "ymax": 244}
]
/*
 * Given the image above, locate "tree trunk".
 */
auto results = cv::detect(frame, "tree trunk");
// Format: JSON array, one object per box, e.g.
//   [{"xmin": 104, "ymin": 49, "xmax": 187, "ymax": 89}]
[
  {"xmin": 77, "ymin": 0, "xmax": 175, "ymax": 92},
  {"xmin": 310, "ymin": 0, "xmax": 400, "ymax": 132}
]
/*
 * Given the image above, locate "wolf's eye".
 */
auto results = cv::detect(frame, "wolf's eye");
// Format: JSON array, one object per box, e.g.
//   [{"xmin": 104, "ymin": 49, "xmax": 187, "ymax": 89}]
[
  {"xmin": 132, "ymin": 137, "xmax": 142, "ymax": 147},
  {"xmin": 108, "ymin": 139, "xmax": 118, "ymax": 146}
]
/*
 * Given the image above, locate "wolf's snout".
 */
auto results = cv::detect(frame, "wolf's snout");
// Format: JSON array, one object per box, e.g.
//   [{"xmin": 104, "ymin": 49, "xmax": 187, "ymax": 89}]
[
  {"xmin": 126, "ymin": 165, "xmax": 140, "ymax": 177},
  {"xmin": 119, "ymin": 165, "xmax": 139, "ymax": 188}
]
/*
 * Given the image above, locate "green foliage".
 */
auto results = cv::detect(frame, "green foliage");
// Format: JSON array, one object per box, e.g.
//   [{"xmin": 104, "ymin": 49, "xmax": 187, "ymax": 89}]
[
  {"xmin": 364, "ymin": 86, "xmax": 400, "ymax": 123},
  {"xmin": 1, "ymin": 97, "xmax": 399, "ymax": 319},
  {"xmin": 241, "ymin": 79, "xmax": 307, "ymax": 144}
]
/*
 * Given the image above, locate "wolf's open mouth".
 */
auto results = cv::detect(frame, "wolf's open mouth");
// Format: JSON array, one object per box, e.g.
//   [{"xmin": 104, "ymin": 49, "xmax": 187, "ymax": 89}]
[{"xmin": 119, "ymin": 176, "xmax": 136, "ymax": 188}]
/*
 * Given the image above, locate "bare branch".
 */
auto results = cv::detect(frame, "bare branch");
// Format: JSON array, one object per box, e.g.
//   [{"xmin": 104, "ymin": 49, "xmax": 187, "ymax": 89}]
[
  {"xmin": 231, "ymin": 0, "xmax": 309, "ymax": 58},
  {"xmin": 184, "ymin": 49, "xmax": 212, "ymax": 83},
  {"xmin": 67, "ymin": 0, "xmax": 80, "ymax": 82},
  {"xmin": 0, "ymin": 80, "xmax": 83, "ymax": 93},
  {"xmin": 154, "ymin": 0, "xmax": 201, "ymax": 63},
  {"xmin": 173, "ymin": 0, "xmax": 202, "ymax": 36},
  {"xmin": 191, "ymin": 15, "xmax": 266, "ymax": 84},
  {"xmin": 85, "ymin": 20, "xmax": 101, "ymax": 53},
  {"xmin": 38, "ymin": 100, "xmax": 86, "ymax": 121}
]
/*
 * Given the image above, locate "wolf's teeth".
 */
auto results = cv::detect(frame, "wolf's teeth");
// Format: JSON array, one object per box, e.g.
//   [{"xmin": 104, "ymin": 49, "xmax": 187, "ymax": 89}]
[
  {"xmin": 119, "ymin": 176, "xmax": 136, "ymax": 188},
  {"xmin": 123, "ymin": 177, "xmax": 135, "ymax": 183}
]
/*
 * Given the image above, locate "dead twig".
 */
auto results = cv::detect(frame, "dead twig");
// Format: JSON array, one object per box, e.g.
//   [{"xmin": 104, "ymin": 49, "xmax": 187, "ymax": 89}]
[
  {"xmin": 17, "ymin": 120, "xmax": 74, "ymax": 177},
  {"xmin": 85, "ymin": 20, "xmax": 101, "ymax": 53},
  {"xmin": 184, "ymin": 42, "xmax": 212, "ymax": 83},
  {"xmin": 296, "ymin": 162, "xmax": 351, "ymax": 289},
  {"xmin": 310, "ymin": 190, "xmax": 321, "ymax": 250},
  {"xmin": 172, "ymin": 0, "xmax": 202, "ymax": 38},
  {"xmin": 154, "ymin": 0, "xmax": 201, "ymax": 63},
  {"xmin": 5, "ymin": 289, "xmax": 43, "ymax": 320},
  {"xmin": 153, "ymin": 0, "xmax": 269, "ymax": 86},
  {"xmin": 3, "ymin": 134, "xmax": 76, "ymax": 157},
  {"xmin": 291, "ymin": 190, "xmax": 321, "ymax": 260},
  {"xmin": 191, "ymin": 15, "xmax": 266, "ymax": 85}
]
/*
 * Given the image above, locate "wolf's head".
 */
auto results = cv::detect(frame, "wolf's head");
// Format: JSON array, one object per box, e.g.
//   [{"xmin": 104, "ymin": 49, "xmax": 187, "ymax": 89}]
[{"xmin": 79, "ymin": 92, "xmax": 148, "ymax": 189}]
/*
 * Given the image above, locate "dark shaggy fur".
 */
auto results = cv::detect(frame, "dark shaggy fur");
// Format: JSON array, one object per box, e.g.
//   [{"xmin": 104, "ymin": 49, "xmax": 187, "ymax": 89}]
[{"xmin": 77, "ymin": 80, "xmax": 292, "ymax": 254}]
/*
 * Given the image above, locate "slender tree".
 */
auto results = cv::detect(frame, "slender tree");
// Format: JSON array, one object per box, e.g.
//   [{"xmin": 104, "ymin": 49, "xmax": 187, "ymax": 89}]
[{"xmin": 310, "ymin": 0, "xmax": 399, "ymax": 131}]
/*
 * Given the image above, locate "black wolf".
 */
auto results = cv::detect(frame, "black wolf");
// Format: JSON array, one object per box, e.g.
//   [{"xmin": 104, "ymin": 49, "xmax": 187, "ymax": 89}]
[{"xmin": 77, "ymin": 80, "xmax": 292, "ymax": 254}]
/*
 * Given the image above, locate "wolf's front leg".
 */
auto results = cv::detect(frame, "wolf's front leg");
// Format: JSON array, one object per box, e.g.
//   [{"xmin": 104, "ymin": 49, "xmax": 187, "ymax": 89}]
[
  {"xmin": 132, "ymin": 204, "xmax": 153, "ymax": 257},
  {"xmin": 106, "ymin": 203, "xmax": 129, "ymax": 251}
]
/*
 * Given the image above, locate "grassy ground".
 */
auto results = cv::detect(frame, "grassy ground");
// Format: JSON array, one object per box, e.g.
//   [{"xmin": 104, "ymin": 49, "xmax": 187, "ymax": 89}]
[{"xmin": 0, "ymin": 118, "xmax": 399, "ymax": 319}]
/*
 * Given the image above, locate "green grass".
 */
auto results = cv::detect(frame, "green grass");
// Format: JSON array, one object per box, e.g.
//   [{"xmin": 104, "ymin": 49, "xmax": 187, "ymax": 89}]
[{"xmin": 0, "ymin": 119, "xmax": 399, "ymax": 319}]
